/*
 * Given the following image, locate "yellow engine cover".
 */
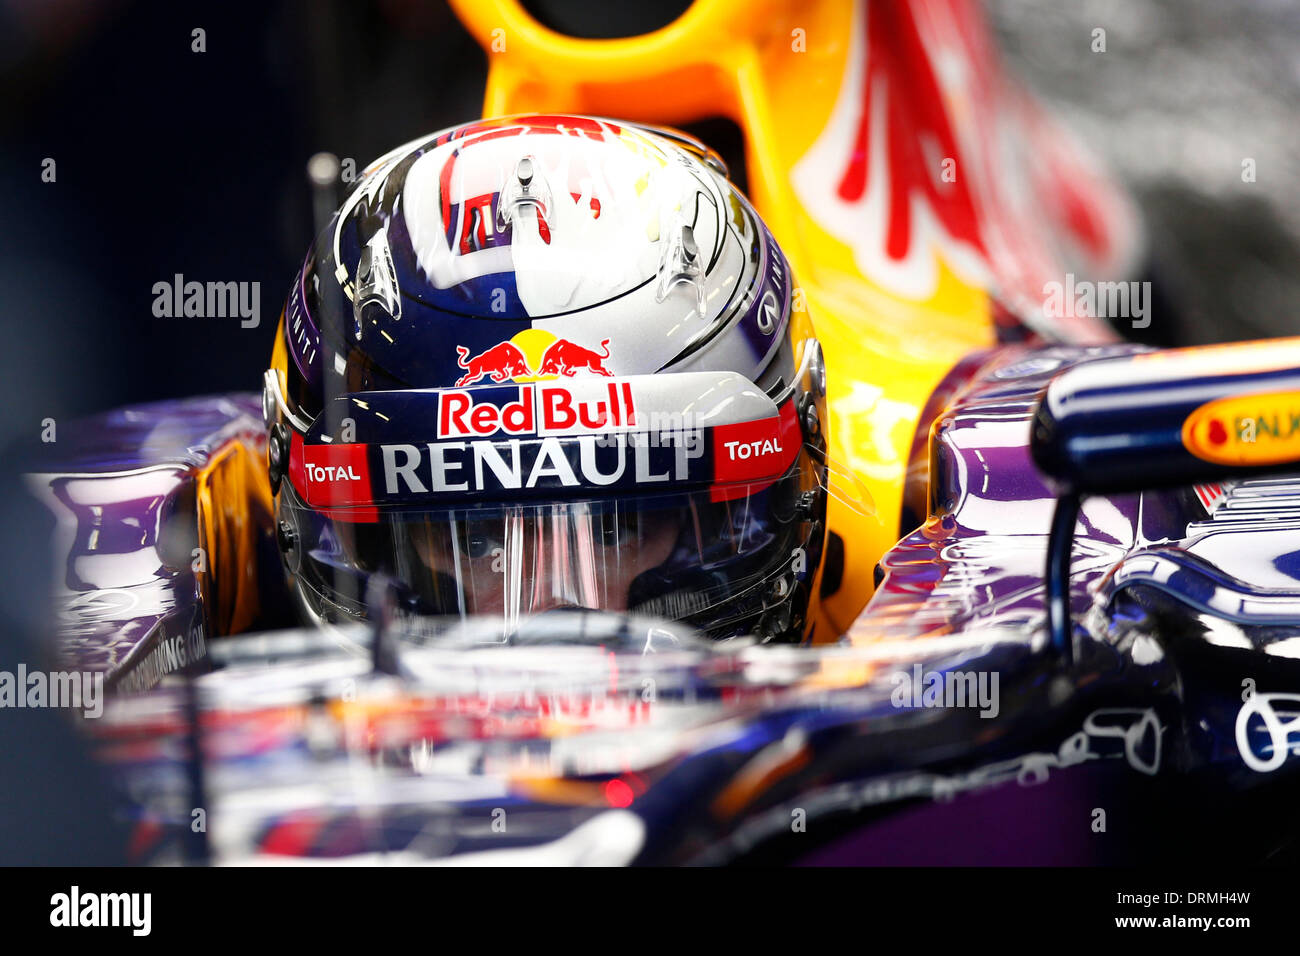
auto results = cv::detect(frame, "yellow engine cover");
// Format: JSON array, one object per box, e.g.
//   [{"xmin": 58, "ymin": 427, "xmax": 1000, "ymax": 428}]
[{"xmin": 448, "ymin": 0, "xmax": 1132, "ymax": 640}]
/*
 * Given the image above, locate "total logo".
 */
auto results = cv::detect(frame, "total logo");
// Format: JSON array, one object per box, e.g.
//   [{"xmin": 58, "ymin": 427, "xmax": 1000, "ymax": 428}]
[
  {"xmin": 454, "ymin": 329, "xmax": 613, "ymax": 386},
  {"xmin": 438, "ymin": 381, "xmax": 638, "ymax": 439},
  {"xmin": 305, "ymin": 463, "xmax": 363, "ymax": 483},
  {"xmin": 296, "ymin": 438, "xmax": 373, "ymax": 509},
  {"xmin": 723, "ymin": 437, "xmax": 784, "ymax": 461}
]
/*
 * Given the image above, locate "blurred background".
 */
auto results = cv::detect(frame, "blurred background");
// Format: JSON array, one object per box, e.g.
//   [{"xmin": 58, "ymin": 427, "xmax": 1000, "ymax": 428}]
[{"xmin": 988, "ymin": 0, "xmax": 1300, "ymax": 348}]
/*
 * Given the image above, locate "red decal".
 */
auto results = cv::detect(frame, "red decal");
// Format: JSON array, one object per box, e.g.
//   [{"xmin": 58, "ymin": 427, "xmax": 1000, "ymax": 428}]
[
  {"xmin": 438, "ymin": 386, "xmax": 535, "ymax": 439},
  {"xmin": 1194, "ymin": 482, "xmax": 1225, "ymax": 513},
  {"xmin": 537, "ymin": 383, "xmax": 637, "ymax": 435},
  {"xmin": 452, "ymin": 336, "xmax": 615, "ymax": 385},
  {"xmin": 538, "ymin": 337, "xmax": 613, "ymax": 377},
  {"xmin": 288, "ymin": 431, "xmax": 307, "ymax": 498},
  {"xmin": 711, "ymin": 400, "xmax": 801, "ymax": 493},
  {"xmin": 622, "ymin": 382, "xmax": 636, "ymax": 426},
  {"xmin": 454, "ymin": 341, "xmax": 530, "ymax": 386},
  {"xmin": 436, "ymin": 383, "xmax": 637, "ymax": 439},
  {"xmin": 300, "ymin": 442, "xmax": 372, "ymax": 508},
  {"xmin": 838, "ymin": 0, "xmax": 983, "ymax": 261},
  {"xmin": 541, "ymin": 386, "xmax": 577, "ymax": 431},
  {"xmin": 457, "ymin": 193, "xmax": 495, "ymax": 254}
]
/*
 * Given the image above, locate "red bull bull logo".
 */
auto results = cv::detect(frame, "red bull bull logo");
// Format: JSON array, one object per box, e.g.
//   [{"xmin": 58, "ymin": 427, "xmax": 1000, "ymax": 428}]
[
  {"xmin": 537, "ymin": 337, "xmax": 613, "ymax": 378},
  {"xmin": 454, "ymin": 341, "xmax": 530, "ymax": 386},
  {"xmin": 454, "ymin": 329, "xmax": 613, "ymax": 386}
]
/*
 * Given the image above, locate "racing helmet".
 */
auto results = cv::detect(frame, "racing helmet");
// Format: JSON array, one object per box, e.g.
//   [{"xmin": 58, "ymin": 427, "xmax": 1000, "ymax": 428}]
[{"xmin": 264, "ymin": 115, "xmax": 828, "ymax": 643}]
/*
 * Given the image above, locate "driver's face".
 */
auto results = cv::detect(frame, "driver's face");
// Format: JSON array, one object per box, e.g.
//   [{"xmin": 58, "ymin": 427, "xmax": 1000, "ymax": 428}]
[{"xmin": 410, "ymin": 507, "xmax": 682, "ymax": 614}]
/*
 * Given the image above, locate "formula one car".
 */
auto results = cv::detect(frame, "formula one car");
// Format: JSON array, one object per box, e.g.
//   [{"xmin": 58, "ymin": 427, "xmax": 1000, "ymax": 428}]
[{"xmin": 21, "ymin": 0, "xmax": 1300, "ymax": 865}]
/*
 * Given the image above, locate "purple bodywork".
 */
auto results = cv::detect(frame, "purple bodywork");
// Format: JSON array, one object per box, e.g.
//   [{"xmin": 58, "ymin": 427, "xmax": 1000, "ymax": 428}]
[{"xmin": 29, "ymin": 395, "xmax": 265, "ymax": 687}]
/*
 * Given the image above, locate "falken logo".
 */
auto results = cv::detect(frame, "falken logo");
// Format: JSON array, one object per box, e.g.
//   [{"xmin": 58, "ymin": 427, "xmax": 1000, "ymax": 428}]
[
  {"xmin": 1184, "ymin": 390, "xmax": 1300, "ymax": 467},
  {"xmin": 438, "ymin": 382, "xmax": 638, "ymax": 439}
]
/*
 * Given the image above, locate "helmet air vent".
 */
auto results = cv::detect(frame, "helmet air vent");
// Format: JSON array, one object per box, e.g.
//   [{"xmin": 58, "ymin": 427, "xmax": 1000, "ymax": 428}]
[
  {"xmin": 497, "ymin": 155, "xmax": 553, "ymax": 237},
  {"xmin": 655, "ymin": 220, "xmax": 707, "ymax": 319},
  {"xmin": 353, "ymin": 226, "xmax": 402, "ymax": 341}
]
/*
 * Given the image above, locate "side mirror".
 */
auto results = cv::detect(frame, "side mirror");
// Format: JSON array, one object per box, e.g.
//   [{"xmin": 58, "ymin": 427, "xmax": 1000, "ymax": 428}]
[{"xmin": 1029, "ymin": 338, "xmax": 1300, "ymax": 661}]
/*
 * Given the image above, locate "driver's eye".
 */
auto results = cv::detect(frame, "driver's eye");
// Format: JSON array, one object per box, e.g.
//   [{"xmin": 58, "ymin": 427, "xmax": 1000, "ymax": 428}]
[{"xmin": 464, "ymin": 532, "xmax": 499, "ymax": 559}]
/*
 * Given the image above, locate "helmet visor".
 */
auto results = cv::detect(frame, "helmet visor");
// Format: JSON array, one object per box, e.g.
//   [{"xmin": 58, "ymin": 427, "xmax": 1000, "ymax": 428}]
[{"xmin": 278, "ymin": 467, "xmax": 818, "ymax": 639}]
